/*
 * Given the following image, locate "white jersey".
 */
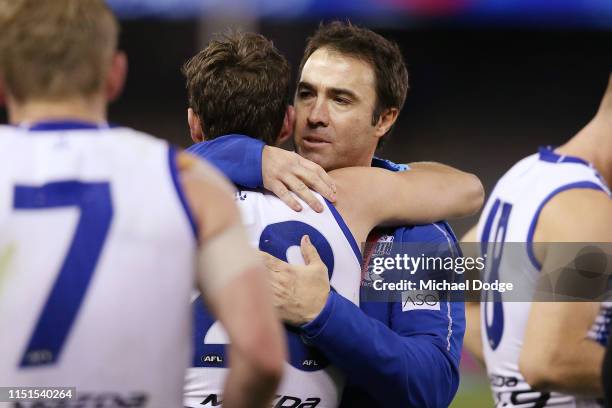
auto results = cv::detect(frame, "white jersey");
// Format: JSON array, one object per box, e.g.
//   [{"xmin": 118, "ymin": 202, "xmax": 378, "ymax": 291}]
[
  {"xmin": 0, "ymin": 122, "xmax": 197, "ymax": 407},
  {"xmin": 184, "ymin": 188, "xmax": 362, "ymax": 408},
  {"xmin": 477, "ymin": 147, "xmax": 611, "ymax": 408}
]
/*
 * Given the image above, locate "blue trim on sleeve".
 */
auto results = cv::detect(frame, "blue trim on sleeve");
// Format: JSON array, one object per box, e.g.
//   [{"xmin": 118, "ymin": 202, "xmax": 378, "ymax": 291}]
[
  {"xmin": 168, "ymin": 147, "xmax": 198, "ymax": 238},
  {"xmin": 324, "ymin": 199, "xmax": 362, "ymax": 264},
  {"xmin": 526, "ymin": 181, "xmax": 607, "ymax": 270}
]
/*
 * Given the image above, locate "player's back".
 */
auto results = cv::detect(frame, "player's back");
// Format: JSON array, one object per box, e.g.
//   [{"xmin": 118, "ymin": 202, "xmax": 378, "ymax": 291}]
[
  {"xmin": 0, "ymin": 122, "xmax": 196, "ymax": 407},
  {"xmin": 185, "ymin": 188, "xmax": 361, "ymax": 408},
  {"xmin": 477, "ymin": 146, "xmax": 611, "ymax": 408}
]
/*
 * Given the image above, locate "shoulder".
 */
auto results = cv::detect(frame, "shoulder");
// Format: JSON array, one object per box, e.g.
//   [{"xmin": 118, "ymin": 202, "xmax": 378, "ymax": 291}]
[
  {"xmin": 186, "ymin": 141, "xmax": 208, "ymax": 156},
  {"xmin": 106, "ymin": 126, "xmax": 169, "ymax": 152},
  {"xmin": 399, "ymin": 222, "xmax": 458, "ymax": 243},
  {"xmin": 536, "ymin": 187, "xmax": 611, "ymax": 242},
  {"xmin": 396, "ymin": 222, "xmax": 461, "ymax": 257}
]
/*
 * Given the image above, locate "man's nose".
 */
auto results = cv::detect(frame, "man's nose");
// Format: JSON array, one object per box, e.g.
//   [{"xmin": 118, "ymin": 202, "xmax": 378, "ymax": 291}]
[{"xmin": 307, "ymin": 97, "xmax": 329, "ymax": 128}]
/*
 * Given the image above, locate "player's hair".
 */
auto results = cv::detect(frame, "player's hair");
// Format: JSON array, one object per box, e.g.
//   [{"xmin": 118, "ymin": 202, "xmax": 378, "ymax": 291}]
[
  {"xmin": 299, "ymin": 21, "xmax": 409, "ymax": 147},
  {"xmin": 182, "ymin": 32, "xmax": 291, "ymax": 144},
  {"xmin": 0, "ymin": 0, "xmax": 119, "ymax": 103}
]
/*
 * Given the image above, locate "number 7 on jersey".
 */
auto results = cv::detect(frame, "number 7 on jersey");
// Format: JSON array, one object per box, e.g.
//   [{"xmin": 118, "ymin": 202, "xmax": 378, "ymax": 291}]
[{"xmin": 13, "ymin": 181, "xmax": 113, "ymax": 367}]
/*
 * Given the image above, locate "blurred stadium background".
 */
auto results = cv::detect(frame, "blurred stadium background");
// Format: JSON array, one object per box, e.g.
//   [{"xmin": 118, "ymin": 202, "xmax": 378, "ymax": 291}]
[{"xmin": 3, "ymin": 1, "xmax": 611, "ymax": 405}]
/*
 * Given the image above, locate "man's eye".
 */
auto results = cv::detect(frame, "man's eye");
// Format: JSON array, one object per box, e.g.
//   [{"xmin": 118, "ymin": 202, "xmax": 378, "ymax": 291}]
[
  {"xmin": 334, "ymin": 97, "xmax": 350, "ymax": 105},
  {"xmin": 298, "ymin": 90, "xmax": 313, "ymax": 99}
]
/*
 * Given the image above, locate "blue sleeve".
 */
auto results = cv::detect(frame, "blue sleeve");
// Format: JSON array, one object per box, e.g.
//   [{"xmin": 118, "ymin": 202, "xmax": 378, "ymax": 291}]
[
  {"xmin": 301, "ymin": 223, "xmax": 465, "ymax": 408},
  {"xmin": 186, "ymin": 134, "xmax": 265, "ymax": 188}
]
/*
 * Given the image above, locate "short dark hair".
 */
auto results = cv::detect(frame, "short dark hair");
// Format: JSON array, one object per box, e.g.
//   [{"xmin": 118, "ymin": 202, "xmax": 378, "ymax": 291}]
[
  {"xmin": 299, "ymin": 21, "xmax": 409, "ymax": 146},
  {"xmin": 182, "ymin": 32, "xmax": 291, "ymax": 144}
]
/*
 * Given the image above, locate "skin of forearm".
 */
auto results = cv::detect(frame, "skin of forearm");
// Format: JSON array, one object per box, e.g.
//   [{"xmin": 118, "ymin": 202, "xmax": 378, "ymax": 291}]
[{"xmin": 523, "ymin": 339, "xmax": 604, "ymax": 396}]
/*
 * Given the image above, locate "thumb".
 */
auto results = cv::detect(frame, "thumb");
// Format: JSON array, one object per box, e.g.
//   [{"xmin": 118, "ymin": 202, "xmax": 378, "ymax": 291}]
[{"xmin": 300, "ymin": 235, "xmax": 321, "ymax": 265}]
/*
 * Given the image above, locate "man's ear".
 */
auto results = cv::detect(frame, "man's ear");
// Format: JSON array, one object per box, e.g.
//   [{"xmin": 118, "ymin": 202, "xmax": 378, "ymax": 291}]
[
  {"xmin": 374, "ymin": 107, "xmax": 399, "ymax": 140},
  {"xmin": 188, "ymin": 108, "xmax": 204, "ymax": 143},
  {"xmin": 105, "ymin": 51, "xmax": 128, "ymax": 102},
  {"xmin": 276, "ymin": 105, "xmax": 295, "ymax": 146}
]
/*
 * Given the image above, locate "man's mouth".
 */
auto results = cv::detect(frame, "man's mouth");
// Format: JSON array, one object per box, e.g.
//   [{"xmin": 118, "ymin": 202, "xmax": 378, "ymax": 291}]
[{"xmin": 302, "ymin": 135, "xmax": 331, "ymax": 148}]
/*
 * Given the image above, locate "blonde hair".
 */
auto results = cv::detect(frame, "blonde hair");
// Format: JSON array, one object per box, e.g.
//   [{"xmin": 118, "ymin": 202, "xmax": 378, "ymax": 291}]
[{"xmin": 0, "ymin": 0, "xmax": 119, "ymax": 102}]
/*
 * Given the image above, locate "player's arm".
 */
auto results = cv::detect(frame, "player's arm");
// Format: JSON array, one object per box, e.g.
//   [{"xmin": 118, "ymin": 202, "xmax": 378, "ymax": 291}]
[
  {"xmin": 519, "ymin": 189, "xmax": 612, "ymax": 396},
  {"xmin": 399, "ymin": 161, "xmax": 485, "ymax": 219},
  {"xmin": 178, "ymin": 151, "xmax": 286, "ymax": 408},
  {"xmin": 329, "ymin": 165, "xmax": 484, "ymax": 242},
  {"xmin": 461, "ymin": 225, "xmax": 485, "ymax": 365}
]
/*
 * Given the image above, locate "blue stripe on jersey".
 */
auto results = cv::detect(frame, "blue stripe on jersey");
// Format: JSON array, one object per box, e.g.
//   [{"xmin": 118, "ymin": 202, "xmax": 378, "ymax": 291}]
[
  {"xmin": 538, "ymin": 146, "xmax": 591, "ymax": 166},
  {"xmin": 480, "ymin": 198, "xmax": 501, "ymax": 258},
  {"xmin": 168, "ymin": 147, "xmax": 198, "ymax": 238},
  {"xmin": 526, "ymin": 181, "xmax": 608, "ymax": 270},
  {"xmin": 24, "ymin": 120, "xmax": 109, "ymax": 131},
  {"xmin": 324, "ymin": 199, "xmax": 362, "ymax": 264}
]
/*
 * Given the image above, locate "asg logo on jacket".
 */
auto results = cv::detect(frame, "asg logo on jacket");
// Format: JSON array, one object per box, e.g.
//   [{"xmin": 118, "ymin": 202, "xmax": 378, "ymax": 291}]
[{"xmin": 401, "ymin": 290, "xmax": 440, "ymax": 312}]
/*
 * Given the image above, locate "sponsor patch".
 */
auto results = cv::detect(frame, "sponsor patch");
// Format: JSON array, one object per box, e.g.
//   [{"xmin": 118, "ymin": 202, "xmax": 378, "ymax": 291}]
[{"xmin": 401, "ymin": 290, "xmax": 440, "ymax": 311}]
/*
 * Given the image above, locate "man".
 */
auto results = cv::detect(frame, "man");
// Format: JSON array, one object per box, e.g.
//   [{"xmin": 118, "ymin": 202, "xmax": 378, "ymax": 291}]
[
  {"xmin": 0, "ymin": 2, "xmax": 284, "ymax": 407},
  {"xmin": 188, "ymin": 23, "xmax": 472, "ymax": 407},
  {"xmin": 463, "ymin": 74, "xmax": 612, "ymax": 406}
]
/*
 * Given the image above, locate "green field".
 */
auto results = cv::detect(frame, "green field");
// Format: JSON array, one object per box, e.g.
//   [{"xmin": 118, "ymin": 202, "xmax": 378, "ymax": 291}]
[{"xmin": 450, "ymin": 370, "xmax": 493, "ymax": 408}]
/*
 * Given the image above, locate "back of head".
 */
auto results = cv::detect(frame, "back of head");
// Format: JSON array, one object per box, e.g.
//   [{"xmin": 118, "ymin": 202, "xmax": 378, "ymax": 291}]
[
  {"xmin": 182, "ymin": 32, "xmax": 291, "ymax": 144},
  {"xmin": 0, "ymin": 0, "xmax": 119, "ymax": 103},
  {"xmin": 299, "ymin": 21, "xmax": 409, "ymax": 146}
]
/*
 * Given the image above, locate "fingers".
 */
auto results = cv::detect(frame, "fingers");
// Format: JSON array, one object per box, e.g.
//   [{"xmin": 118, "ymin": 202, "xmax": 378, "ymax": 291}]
[
  {"xmin": 284, "ymin": 175, "xmax": 323, "ymax": 213},
  {"xmin": 297, "ymin": 158, "xmax": 337, "ymax": 203},
  {"xmin": 262, "ymin": 146, "xmax": 337, "ymax": 212},
  {"xmin": 300, "ymin": 235, "xmax": 322, "ymax": 266},
  {"xmin": 269, "ymin": 181, "xmax": 302, "ymax": 212}
]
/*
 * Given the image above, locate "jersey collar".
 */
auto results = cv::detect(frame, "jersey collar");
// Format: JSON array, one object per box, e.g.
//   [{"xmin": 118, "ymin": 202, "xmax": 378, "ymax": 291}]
[
  {"xmin": 538, "ymin": 146, "xmax": 591, "ymax": 166},
  {"xmin": 20, "ymin": 120, "xmax": 110, "ymax": 132}
]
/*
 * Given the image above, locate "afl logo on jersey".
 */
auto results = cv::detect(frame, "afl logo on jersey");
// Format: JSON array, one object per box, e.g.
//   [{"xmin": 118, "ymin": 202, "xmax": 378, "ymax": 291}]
[{"xmin": 202, "ymin": 354, "xmax": 224, "ymax": 365}]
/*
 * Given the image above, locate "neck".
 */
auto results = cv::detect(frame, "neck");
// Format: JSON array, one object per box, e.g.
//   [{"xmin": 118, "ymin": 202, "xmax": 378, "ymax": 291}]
[
  {"xmin": 556, "ymin": 108, "xmax": 612, "ymax": 187},
  {"xmin": 352, "ymin": 144, "xmax": 377, "ymax": 168},
  {"xmin": 8, "ymin": 95, "xmax": 107, "ymax": 125}
]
